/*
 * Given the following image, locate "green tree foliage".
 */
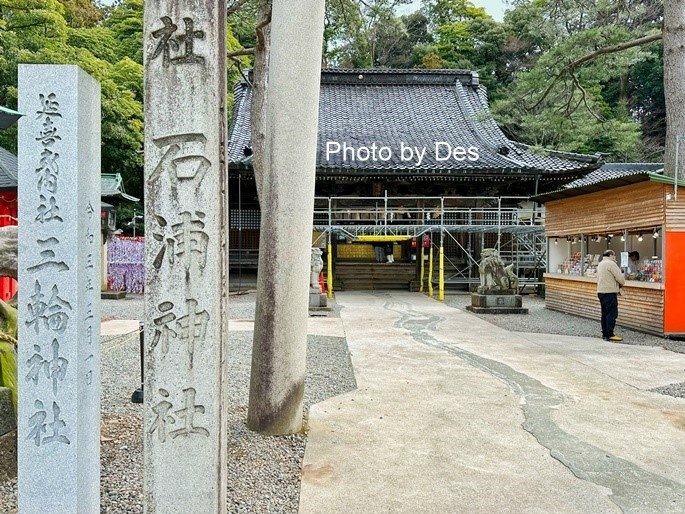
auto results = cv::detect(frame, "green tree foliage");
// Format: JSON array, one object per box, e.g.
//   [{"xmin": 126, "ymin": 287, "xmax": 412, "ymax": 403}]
[
  {"xmin": 0, "ymin": 0, "xmax": 667, "ymax": 184},
  {"xmin": 102, "ymin": 0, "xmax": 143, "ymax": 64},
  {"xmin": 315, "ymin": 0, "xmax": 664, "ymax": 161},
  {"xmin": 0, "ymin": 0, "xmax": 144, "ymax": 196},
  {"xmin": 492, "ymin": 0, "xmax": 663, "ymax": 161}
]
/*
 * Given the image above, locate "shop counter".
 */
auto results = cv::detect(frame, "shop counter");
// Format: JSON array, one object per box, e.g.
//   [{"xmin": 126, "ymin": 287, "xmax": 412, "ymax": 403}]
[{"xmin": 544, "ymin": 273, "xmax": 664, "ymax": 335}]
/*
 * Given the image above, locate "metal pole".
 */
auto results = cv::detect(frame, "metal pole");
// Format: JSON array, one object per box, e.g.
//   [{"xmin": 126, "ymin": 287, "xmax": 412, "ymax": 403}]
[
  {"xmin": 327, "ymin": 238, "xmax": 333, "ymax": 300},
  {"xmin": 132, "ymin": 209, "xmax": 136, "ymax": 238},
  {"xmin": 428, "ymin": 241, "xmax": 434, "ymax": 298},
  {"xmin": 440, "ymin": 198, "xmax": 445, "ymax": 301},
  {"xmin": 497, "ymin": 197, "xmax": 501, "ymax": 250},
  {"xmin": 439, "ymin": 244, "xmax": 444, "ymax": 301},
  {"xmin": 384, "ymin": 189, "xmax": 388, "ymax": 235},
  {"xmin": 131, "ymin": 322, "xmax": 144, "ymax": 403},
  {"xmin": 676, "ymin": 136, "xmax": 683, "ymax": 201},
  {"xmin": 238, "ymin": 173, "xmax": 242, "ymax": 292},
  {"xmin": 419, "ymin": 245, "xmax": 425, "ymax": 293}
]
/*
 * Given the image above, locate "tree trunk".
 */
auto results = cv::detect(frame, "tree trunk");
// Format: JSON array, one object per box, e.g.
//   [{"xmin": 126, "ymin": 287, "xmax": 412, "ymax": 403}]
[
  {"xmin": 664, "ymin": 0, "xmax": 685, "ymax": 177},
  {"xmin": 250, "ymin": 0, "xmax": 272, "ymax": 204},
  {"xmin": 0, "ymin": 226, "xmax": 18, "ymax": 280},
  {"xmin": 247, "ymin": 0, "xmax": 326, "ymax": 435}
]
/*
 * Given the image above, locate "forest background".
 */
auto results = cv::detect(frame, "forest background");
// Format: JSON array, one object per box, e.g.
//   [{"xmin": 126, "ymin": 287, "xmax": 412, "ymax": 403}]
[{"xmin": 0, "ymin": 0, "xmax": 667, "ymax": 217}]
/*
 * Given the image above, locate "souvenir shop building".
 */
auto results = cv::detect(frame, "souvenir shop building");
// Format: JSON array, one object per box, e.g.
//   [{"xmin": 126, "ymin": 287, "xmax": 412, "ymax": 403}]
[{"xmin": 534, "ymin": 164, "xmax": 685, "ymax": 337}]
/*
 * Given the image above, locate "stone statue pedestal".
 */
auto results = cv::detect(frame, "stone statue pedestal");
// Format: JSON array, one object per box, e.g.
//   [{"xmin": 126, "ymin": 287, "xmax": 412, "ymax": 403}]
[
  {"xmin": 0, "ymin": 387, "xmax": 15, "ymax": 437},
  {"xmin": 309, "ymin": 248, "xmax": 327, "ymax": 309},
  {"xmin": 309, "ymin": 289, "xmax": 328, "ymax": 309},
  {"xmin": 466, "ymin": 293, "xmax": 528, "ymax": 314}
]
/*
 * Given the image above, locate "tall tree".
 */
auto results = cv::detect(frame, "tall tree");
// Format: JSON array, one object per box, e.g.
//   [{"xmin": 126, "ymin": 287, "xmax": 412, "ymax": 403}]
[
  {"xmin": 491, "ymin": 0, "xmax": 663, "ymax": 161},
  {"xmin": 247, "ymin": 0, "xmax": 326, "ymax": 435},
  {"xmin": 664, "ymin": 0, "xmax": 685, "ymax": 177},
  {"xmin": 0, "ymin": 0, "xmax": 144, "ymax": 196}
]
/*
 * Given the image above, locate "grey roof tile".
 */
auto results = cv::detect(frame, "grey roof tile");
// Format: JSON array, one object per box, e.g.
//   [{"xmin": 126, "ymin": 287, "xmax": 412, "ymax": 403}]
[
  {"xmin": 0, "ymin": 147, "xmax": 18, "ymax": 190},
  {"xmin": 532, "ymin": 163, "xmax": 664, "ymax": 202},
  {"xmin": 228, "ymin": 69, "xmax": 602, "ymax": 177}
]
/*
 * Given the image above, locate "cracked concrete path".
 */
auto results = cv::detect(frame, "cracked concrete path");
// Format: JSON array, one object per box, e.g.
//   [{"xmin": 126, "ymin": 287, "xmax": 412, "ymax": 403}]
[{"xmin": 299, "ymin": 292, "xmax": 685, "ymax": 513}]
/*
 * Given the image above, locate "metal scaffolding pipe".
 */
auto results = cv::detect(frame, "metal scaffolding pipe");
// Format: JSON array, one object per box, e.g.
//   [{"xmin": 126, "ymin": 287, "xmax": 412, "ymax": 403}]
[
  {"xmin": 428, "ymin": 244, "xmax": 434, "ymax": 298},
  {"xmin": 327, "ymin": 240, "xmax": 334, "ymax": 299},
  {"xmin": 439, "ymin": 245, "xmax": 444, "ymax": 301},
  {"xmin": 419, "ymin": 246, "xmax": 425, "ymax": 293}
]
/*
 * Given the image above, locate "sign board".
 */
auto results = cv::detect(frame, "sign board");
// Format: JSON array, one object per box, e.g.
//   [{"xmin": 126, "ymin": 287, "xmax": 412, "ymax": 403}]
[{"xmin": 620, "ymin": 252, "xmax": 629, "ymax": 268}]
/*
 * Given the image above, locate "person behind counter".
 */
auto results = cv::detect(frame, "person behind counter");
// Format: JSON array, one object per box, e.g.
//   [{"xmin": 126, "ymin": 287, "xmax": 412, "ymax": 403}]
[
  {"xmin": 597, "ymin": 250, "xmax": 626, "ymax": 342},
  {"xmin": 627, "ymin": 251, "xmax": 640, "ymax": 275}
]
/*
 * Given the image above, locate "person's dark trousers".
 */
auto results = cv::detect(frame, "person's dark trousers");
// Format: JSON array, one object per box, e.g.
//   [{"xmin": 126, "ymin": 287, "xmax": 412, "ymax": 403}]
[{"xmin": 597, "ymin": 293, "xmax": 619, "ymax": 338}]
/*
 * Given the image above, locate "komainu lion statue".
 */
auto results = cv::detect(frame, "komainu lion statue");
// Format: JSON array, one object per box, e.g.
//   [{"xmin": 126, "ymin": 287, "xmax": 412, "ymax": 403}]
[
  {"xmin": 477, "ymin": 248, "xmax": 519, "ymax": 294},
  {"xmin": 310, "ymin": 247, "xmax": 324, "ymax": 289}
]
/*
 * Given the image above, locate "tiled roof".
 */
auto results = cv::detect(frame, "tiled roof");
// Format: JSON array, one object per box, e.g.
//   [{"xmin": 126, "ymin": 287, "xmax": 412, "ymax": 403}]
[
  {"xmin": 533, "ymin": 163, "xmax": 664, "ymax": 203},
  {"xmin": 0, "ymin": 106, "xmax": 22, "ymax": 130},
  {"xmin": 0, "ymin": 147, "xmax": 18, "ymax": 190},
  {"xmin": 228, "ymin": 69, "xmax": 602, "ymax": 178},
  {"xmin": 101, "ymin": 173, "xmax": 139, "ymax": 202}
]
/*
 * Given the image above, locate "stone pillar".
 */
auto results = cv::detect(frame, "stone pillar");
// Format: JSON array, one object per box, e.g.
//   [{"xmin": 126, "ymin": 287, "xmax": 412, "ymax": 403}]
[
  {"xmin": 143, "ymin": 2, "xmax": 227, "ymax": 512},
  {"xmin": 247, "ymin": 0, "xmax": 326, "ymax": 434},
  {"xmin": 17, "ymin": 64, "xmax": 101, "ymax": 513}
]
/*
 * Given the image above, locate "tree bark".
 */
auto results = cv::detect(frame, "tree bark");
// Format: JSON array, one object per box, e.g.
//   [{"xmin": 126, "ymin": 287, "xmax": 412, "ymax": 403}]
[
  {"xmin": 664, "ymin": 1, "xmax": 685, "ymax": 177},
  {"xmin": 0, "ymin": 226, "xmax": 18, "ymax": 280},
  {"xmin": 250, "ymin": 0, "xmax": 272, "ymax": 204},
  {"xmin": 247, "ymin": 0, "xmax": 326, "ymax": 435}
]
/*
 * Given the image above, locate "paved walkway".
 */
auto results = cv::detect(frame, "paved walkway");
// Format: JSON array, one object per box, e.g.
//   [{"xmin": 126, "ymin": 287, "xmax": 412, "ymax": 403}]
[{"xmin": 299, "ymin": 292, "xmax": 685, "ymax": 513}]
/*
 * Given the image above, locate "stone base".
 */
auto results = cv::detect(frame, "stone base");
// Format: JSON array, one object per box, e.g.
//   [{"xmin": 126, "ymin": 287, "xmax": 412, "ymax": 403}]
[
  {"xmin": 466, "ymin": 305, "xmax": 529, "ymax": 314},
  {"xmin": 309, "ymin": 291, "xmax": 328, "ymax": 309},
  {"xmin": 466, "ymin": 293, "xmax": 528, "ymax": 314},
  {"xmin": 102, "ymin": 290, "xmax": 126, "ymax": 300},
  {"xmin": 0, "ymin": 387, "xmax": 15, "ymax": 436}
]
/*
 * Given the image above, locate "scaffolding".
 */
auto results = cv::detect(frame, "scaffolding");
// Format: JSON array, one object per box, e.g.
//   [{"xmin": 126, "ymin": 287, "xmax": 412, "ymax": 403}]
[
  {"xmin": 310, "ymin": 194, "xmax": 546, "ymax": 297},
  {"xmin": 229, "ymin": 194, "xmax": 547, "ymax": 297}
]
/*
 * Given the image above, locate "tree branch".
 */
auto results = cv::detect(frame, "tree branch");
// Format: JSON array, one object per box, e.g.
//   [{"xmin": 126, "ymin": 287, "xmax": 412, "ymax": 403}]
[
  {"xmin": 530, "ymin": 31, "xmax": 663, "ymax": 111},
  {"xmin": 228, "ymin": 0, "xmax": 252, "ymax": 16},
  {"xmin": 228, "ymin": 48, "xmax": 255, "ymax": 58},
  {"xmin": 568, "ymin": 32, "xmax": 663, "ymax": 70}
]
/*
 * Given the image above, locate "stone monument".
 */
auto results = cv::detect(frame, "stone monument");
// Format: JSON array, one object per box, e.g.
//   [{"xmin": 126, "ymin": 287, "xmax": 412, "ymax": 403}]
[
  {"xmin": 143, "ymin": 1, "xmax": 228, "ymax": 511},
  {"xmin": 309, "ymin": 247, "xmax": 327, "ymax": 309},
  {"xmin": 466, "ymin": 248, "xmax": 528, "ymax": 314},
  {"xmin": 17, "ymin": 64, "xmax": 102, "ymax": 512}
]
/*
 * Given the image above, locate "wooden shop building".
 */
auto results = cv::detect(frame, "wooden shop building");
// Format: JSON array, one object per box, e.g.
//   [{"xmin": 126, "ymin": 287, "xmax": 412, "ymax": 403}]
[{"xmin": 534, "ymin": 164, "xmax": 685, "ymax": 337}]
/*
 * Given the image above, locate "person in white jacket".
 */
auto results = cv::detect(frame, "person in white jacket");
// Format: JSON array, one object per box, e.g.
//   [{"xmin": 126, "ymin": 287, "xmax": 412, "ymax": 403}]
[{"xmin": 596, "ymin": 250, "xmax": 626, "ymax": 342}]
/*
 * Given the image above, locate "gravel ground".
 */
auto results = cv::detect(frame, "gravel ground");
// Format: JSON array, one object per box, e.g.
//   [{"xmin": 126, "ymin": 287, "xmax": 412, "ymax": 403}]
[
  {"xmin": 444, "ymin": 293, "xmax": 685, "ymax": 354},
  {"xmin": 0, "ymin": 293, "xmax": 355, "ymax": 513},
  {"xmin": 444, "ymin": 293, "xmax": 685, "ymax": 399},
  {"xmin": 102, "ymin": 292, "xmax": 341, "ymax": 322}
]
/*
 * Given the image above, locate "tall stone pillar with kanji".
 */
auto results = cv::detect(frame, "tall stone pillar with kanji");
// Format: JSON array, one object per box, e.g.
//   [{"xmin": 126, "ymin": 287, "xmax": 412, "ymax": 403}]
[
  {"xmin": 143, "ymin": 2, "xmax": 227, "ymax": 511},
  {"xmin": 17, "ymin": 64, "xmax": 102, "ymax": 513}
]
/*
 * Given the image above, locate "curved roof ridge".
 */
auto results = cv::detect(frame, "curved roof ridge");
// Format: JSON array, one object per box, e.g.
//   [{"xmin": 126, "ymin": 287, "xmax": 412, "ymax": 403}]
[
  {"xmin": 450, "ymin": 81, "xmax": 522, "ymax": 170},
  {"xmin": 0, "ymin": 147, "xmax": 18, "ymax": 190},
  {"xmin": 227, "ymin": 70, "xmax": 602, "ymax": 177}
]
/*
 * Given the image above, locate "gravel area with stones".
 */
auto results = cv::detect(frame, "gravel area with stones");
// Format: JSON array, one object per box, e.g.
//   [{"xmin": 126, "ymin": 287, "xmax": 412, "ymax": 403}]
[
  {"xmin": 444, "ymin": 293, "xmax": 685, "ymax": 399},
  {"xmin": 0, "ymin": 292, "xmax": 355, "ymax": 513}
]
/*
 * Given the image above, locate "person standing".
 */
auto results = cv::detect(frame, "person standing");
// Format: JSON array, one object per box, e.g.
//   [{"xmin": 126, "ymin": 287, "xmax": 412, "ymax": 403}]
[
  {"xmin": 373, "ymin": 243, "xmax": 385, "ymax": 263},
  {"xmin": 627, "ymin": 251, "xmax": 640, "ymax": 275},
  {"xmin": 385, "ymin": 242, "xmax": 395, "ymax": 263},
  {"xmin": 597, "ymin": 250, "xmax": 625, "ymax": 342}
]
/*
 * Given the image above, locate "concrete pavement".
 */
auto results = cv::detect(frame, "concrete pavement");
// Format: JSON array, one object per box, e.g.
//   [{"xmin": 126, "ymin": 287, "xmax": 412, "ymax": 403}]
[{"xmin": 299, "ymin": 292, "xmax": 685, "ymax": 513}]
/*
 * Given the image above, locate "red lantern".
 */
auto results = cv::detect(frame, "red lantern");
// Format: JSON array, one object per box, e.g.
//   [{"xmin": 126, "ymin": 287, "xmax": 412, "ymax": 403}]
[{"xmin": 422, "ymin": 234, "xmax": 431, "ymax": 248}]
